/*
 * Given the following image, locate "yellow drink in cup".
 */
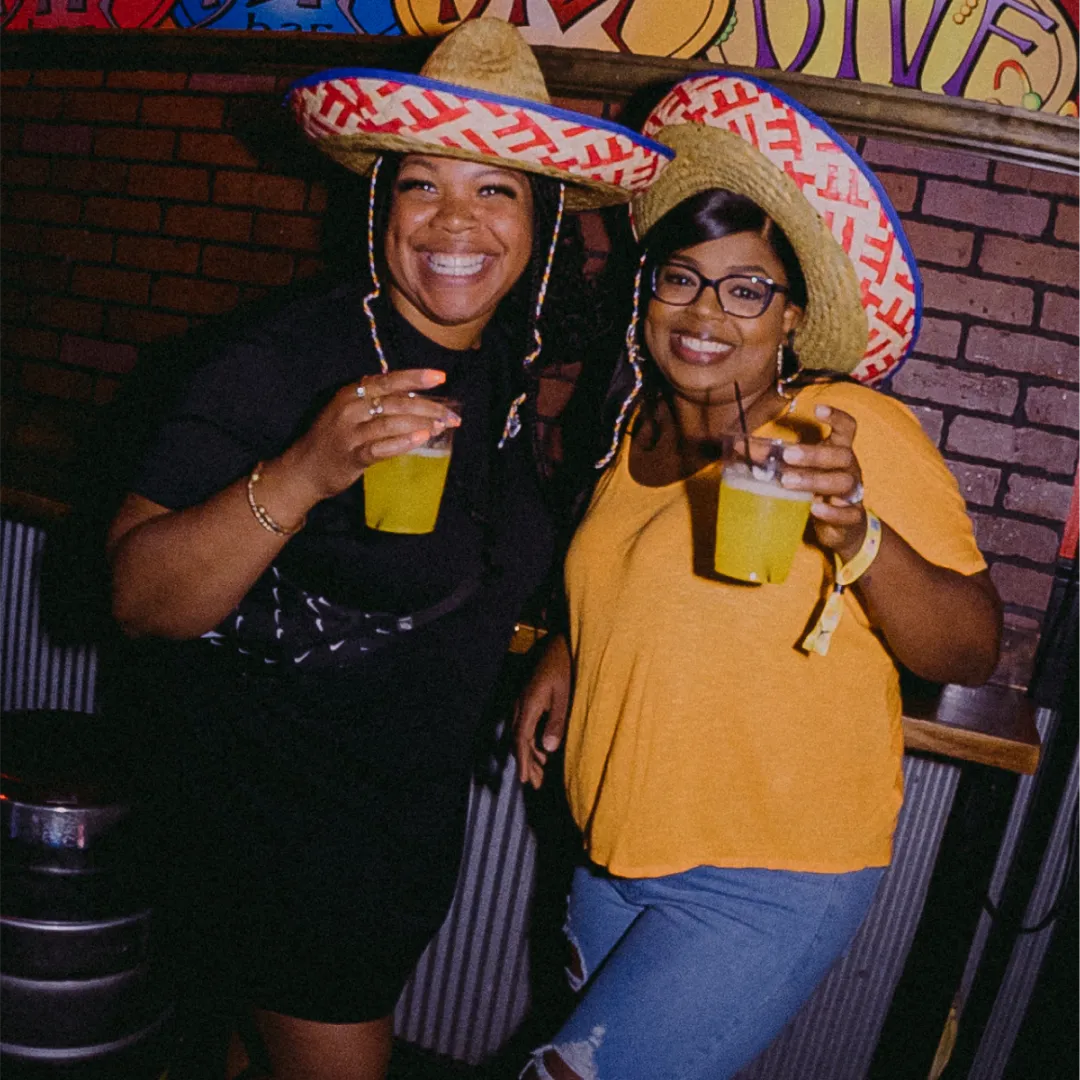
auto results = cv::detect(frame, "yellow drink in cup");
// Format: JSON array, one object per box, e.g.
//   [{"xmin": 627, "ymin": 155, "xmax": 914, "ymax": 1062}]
[
  {"xmin": 363, "ymin": 396, "xmax": 459, "ymax": 535},
  {"xmin": 714, "ymin": 437, "xmax": 813, "ymax": 584}
]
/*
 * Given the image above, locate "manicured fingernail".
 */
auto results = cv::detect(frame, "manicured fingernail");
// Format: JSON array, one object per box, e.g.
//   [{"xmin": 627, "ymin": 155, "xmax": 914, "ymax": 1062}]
[
  {"xmin": 815, "ymin": 405, "xmax": 831, "ymax": 419},
  {"xmin": 422, "ymin": 370, "xmax": 446, "ymax": 386},
  {"xmin": 412, "ymin": 429, "xmax": 430, "ymax": 444},
  {"xmin": 446, "ymin": 412, "xmax": 462, "ymax": 426},
  {"xmin": 782, "ymin": 446, "xmax": 805, "ymax": 463},
  {"xmin": 542, "ymin": 736, "xmax": 559, "ymax": 751}
]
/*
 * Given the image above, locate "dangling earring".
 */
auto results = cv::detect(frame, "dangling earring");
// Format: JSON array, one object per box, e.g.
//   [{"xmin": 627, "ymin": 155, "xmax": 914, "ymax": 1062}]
[
  {"xmin": 776, "ymin": 337, "xmax": 801, "ymax": 414},
  {"xmin": 595, "ymin": 253, "xmax": 647, "ymax": 469},
  {"xmin": 362, "ymin": 156, "xmax": 389, "ymax": 375},
  {"xmin": 499, "ymin": 182, "xmax": 566, "ymax": 450}
]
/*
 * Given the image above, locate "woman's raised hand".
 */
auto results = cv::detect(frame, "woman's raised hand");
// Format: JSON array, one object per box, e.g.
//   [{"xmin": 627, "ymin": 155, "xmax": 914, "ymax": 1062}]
[
  {"xmin": 779, "ymin": 405, "xmax": 868, "ymax": 563},
  {"xmin": 280, "ymin": 368, "xmax": 461, "ymax": 506},
  {"xmin": 514, "ymin": 634, "xmax": 572, "ymax": 790}
]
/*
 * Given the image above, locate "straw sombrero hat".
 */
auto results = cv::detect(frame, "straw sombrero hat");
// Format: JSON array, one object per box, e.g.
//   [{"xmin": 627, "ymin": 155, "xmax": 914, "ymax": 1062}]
[
  {"xmin": 287, "ymin": 19, "xmax": 672, "ymax": 212},
  {"xmin": 632, "ymin": 73, "xmax": 921, "ymax": 384}
]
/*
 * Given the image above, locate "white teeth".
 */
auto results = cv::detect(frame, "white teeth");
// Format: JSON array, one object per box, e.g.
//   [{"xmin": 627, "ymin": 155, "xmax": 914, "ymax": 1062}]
[
  {"xmin": 677, "ymin": 335, "xmax": 729, "ymax": 356},
  {"xmin": 426, "ymin": 253, "xmax": 487, "ymax": 277}
]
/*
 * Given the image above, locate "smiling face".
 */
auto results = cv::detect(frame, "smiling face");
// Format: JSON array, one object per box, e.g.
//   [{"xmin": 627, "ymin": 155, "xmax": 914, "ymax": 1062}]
[
  {"xmin": 643, "ymin": 229, "xmax": 803, "ymax": 413},
  {"xmin": 383, "ymin": 154, "xmax": 535, "ymax": 350}
]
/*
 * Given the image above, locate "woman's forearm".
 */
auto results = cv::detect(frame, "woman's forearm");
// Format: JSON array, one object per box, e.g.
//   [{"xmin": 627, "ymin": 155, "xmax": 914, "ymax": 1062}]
[
  {"xmin": 107, "ymin": 457, "xmax": 317, "ymax": 639},
  {"xmin": 853, "ymin": 522, "xmax": 1002, "ymax": 686}
]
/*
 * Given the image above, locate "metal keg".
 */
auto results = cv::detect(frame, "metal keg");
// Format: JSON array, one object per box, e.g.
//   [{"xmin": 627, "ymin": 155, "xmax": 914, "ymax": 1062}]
[{"xmin": 0, "ymin": 710, "xmax": 173, "ymax": 1079}]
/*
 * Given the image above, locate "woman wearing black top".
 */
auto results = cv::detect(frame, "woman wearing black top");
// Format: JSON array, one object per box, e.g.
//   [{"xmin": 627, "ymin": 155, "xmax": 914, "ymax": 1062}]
[{"xmin": 103, "ymin": 20, "xmax": 671, "ymax": 1080}]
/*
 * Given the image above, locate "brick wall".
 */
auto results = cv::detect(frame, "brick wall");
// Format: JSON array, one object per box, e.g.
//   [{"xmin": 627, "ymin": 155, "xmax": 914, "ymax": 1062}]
[{"xmin": 1, "ymin": 64, "xmax": 1076, "ymax": 685}]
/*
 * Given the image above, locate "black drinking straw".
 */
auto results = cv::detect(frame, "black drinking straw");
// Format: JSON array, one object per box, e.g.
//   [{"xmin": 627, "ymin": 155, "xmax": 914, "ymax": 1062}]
[{"xmin": 733, "ymin": 381, "xmax": 753, "ymax": 468}]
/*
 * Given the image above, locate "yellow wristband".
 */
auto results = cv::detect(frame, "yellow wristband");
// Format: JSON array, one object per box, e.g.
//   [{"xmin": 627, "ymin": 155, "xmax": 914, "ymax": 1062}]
[{"xmin": 801, "ymin": 510, "xmax": 882, "ymax": 657}]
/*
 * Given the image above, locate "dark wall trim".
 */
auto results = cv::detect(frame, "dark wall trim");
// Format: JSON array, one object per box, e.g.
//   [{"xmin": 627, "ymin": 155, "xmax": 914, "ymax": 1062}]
[{"xmin": 2, "ymin": 29, "xmax": 1077, "ymax": 174}]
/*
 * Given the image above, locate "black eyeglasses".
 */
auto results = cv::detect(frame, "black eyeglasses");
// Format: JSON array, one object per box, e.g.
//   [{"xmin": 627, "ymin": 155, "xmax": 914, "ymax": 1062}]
[{"xmin": 651, "ymin": 264, "xmax": 789, "ymax": 319}]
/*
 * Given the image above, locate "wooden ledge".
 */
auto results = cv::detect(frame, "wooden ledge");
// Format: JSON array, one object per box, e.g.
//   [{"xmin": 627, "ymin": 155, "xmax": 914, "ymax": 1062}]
[{"xmin": 902, "ymin": 681, "xmax": 1040, "ymax": 775}]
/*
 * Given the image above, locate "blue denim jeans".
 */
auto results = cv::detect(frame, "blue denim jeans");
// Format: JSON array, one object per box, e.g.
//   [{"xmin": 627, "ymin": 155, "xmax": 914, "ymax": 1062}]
[{"xmin": 524, "ymin": 861, "xmax": 884, "ymax": 1080}]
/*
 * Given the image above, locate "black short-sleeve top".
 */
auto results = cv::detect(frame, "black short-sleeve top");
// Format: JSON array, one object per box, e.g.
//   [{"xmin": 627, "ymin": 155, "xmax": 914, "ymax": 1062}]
[{"xmin": 129, "ymin": 281, "xmax": 555, "ymax": 777}]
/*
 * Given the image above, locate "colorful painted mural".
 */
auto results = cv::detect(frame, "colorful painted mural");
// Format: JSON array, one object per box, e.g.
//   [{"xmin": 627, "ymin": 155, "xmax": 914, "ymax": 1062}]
[{"xmin": 2, "ymin": 0, "xmax": 1077, "ymax": 116}]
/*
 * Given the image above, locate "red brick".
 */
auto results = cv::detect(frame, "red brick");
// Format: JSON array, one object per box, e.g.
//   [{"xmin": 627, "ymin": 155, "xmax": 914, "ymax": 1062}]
[
  {"xmin": 863, "ymin": 140, "xmax": 989, "ymax": 181},
  {"xmin": 106, "ymin": 71, "xmax": 189, "ymax": 91},
  {"xmin": 993, "ymin": 163, "xmax": 1079, "ymax": 198},
  {"xmin": 214, "ymin": 172, "xmax": 307, "ymax": 212},
  {"xmin": 151, "ymin": 276, "xmax": 240, "ymax": 315},
  {"xmin": 1025, "ymin": 387, "xmax": 1079, "ymax": 430},
  {"xmin": 876, "ymin": 172, "xmax": 917, "ymax": 213},
  {"xmin": 0, "ymin": 255, "xmax": 70, "ymax": 291},
  {"xmin": 140, "ymin": 96, "xmax": 224, "ymax": 129},
  {"xmin": 51, "ymin": 158, "xmax": 128, "ymax": 194},
  {"xmin": 128, "ymin": 163, "xmax": 210, "ymax": 202},
  {"xmin": 295, "ymin": 256, "xmax": 325, "ymax": 279},
  {"xmin": 21, "ymin": 122, "xmax": 94, "ymax": 156},
  {"xmin": 922, "ymin": 181, "xmax": 1050, "ymax": 236},
  {"xmin": 913, "ymin": 318, "xmax": 962, "ymax": 360},
  {"xmin": 105, "ymin": 306, "xmax": 190, "ymax": 344},
  {"xmin": 94, "ymin": 127, "xmax": 176, "ymax": 161},
  {"xmin": 979, "ymin": 235, "xmax": 1078, "ymax": 289},
  {"xmin": 72, "ymin": 265, "xmax": 151, "ymax": 305},
  {"xmin": 906, "ymin": 404, "xmax": 944, "ymax": 445},
  {"xmin": 920, "ymin": 269, "xmax": 1033, "ymax": 326},
  {"xmin": 164, "ymin": 204, "xmax": 251, "ymax": 242},
  {"xmin": 0, "ymin": 222, "xmax": 42, "ymax": 254},
  {"xmin": 21, "ymin": 361, "xmax": 94, "ymax": 401},
  {"xmin": 83, "ymin": 196, "xmax": 163, "ymax": 233},
  {"xmin": 2, "ymin": 288, "xmax": 29, "ymax": 322},
  {"xmin": 945, "ymin": 460, "xmax": 1001, "ymax": 506},
  {"xmin": 900, "ymin": 221, "xmax": 973, "ymax": 269},
  {"xmin": 187, "ymin": 73, "xmax": 278, "ymax": 94},
  {"xmin": 947, "ymin": 415, "xmax": 1078, "ymax": 473},
  {"xmin": 252, "ymin": 212, "xmax": 321, "ymax": 250},
  {"xmin": 59, "ymin": 334, "xmax": 138, "ymax": 374},
  {"xmin": 30, "ymin": 295, "xmax": 104, "ymax": 336},
  {"xmin": 550, "ymin": 95, "xmax": 604, "ymax": 117},
  {"xmin": 1, "ymin": 71, "xmax": 32, "ymax": 88},
  {"xmin": 990, "ymin": 563, "xmax": 1053, "ymax": 611},
  {"xmin": 5, "ymin": 325, "xmax": 60, "ymax": 360},
  {"xmin": 40, "ymin": 226, "xmax": 115, "ymax": 263},
  {"xmin": 4, "ymin": 189, "xmax": 82, "ymax": 224},
  {"xmin": 34, "ymin": 70, "xmax": 103, "ymax": 89},
  {"xmin": 966, "ymin": 326, "xmax": 1079, "ymax": 382},
  {"xmin": 177, "ymin": 132, "xmax": 259, "ymax": 168},
  {"xmin": 1041, "ymin": 293, "xmax": 1078, "ymax": 336},
  {"xmin": 202, "ymin": 245, "xmax": 295, "ymax": 285},
  {"xmin": 307, "ymin": 182, "xmax": 328, "ymax": 214},
  {"xmin": 1, "ymin": 154, "xmax": 50, "ymax": 187},
  {"xmin": 1055, "ymin": 204, "xmax": 1078, "ymax": 245},
  {"xmin": 970, "ymin": 512, "xmax": 1061, "ymax": 562},
  {"xmin": 1004, "ymin": 473, "xmax": 1075, "ymax": 519},
  {"xmin": 114, "ymin": 235, "xmax": 201, "ymax": 274},
  {"xmin": 892, "ymin": 358, "xmax": 1018, "ymax": 416},
  {"xmin": 0, "ymin": 90, "xmax": 65, "ymax": 120},
  {"xmin": 64, "ymin": 91, "xmax": 142, "ymax": 125}
]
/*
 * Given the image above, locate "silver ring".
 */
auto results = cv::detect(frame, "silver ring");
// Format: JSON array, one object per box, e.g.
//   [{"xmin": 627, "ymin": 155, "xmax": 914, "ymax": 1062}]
[
  {"xmin": 845, "ymin": 480, "xmax": 865, "ymax": 506},
  {"xmin": 368, "ymin": 400, "xmax": 384, "ymax": 417},
  {"xmin": 356, "ymin": 384, "xmax": 367, "ymax": 400}
]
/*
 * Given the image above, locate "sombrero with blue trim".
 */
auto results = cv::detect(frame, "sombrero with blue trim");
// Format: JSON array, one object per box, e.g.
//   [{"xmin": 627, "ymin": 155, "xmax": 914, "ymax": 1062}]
[
  {"xmin": 287, "ymin": 19, "xmax": 673, "ymax": 212},
  {"xmin": 632, "ymin": 72, "xmax": 922, "ymax": 383}
]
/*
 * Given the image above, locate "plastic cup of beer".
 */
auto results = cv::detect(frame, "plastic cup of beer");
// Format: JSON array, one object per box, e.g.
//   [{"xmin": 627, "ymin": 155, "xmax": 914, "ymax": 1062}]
[
  {"xmin": 714, "ymin": 435, "xmax": 812, "ymax": 584},
  {"xmin": 363, "ymin": 396, "xmax": 460, "ymax": 535}
]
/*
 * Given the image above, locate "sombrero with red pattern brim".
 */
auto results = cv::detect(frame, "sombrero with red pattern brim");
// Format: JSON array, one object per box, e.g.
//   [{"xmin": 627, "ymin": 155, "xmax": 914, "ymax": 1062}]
[
  {"xmin": 632, "ymin": 72, "xmax": 921, "ymax": 384},
  {"xmin": 286, "ymin": 19, "xmax": 673, "ymax": 213}
]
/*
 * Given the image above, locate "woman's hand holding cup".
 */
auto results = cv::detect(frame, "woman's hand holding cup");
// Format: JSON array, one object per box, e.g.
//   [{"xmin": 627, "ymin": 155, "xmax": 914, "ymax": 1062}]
[
  {"xmin": 780, "ymin": 405, "xmax": 867, "ymax": 563},
  {"xmin": 266, "ymin": 368, "xmax": 462, "ymax": 513}
]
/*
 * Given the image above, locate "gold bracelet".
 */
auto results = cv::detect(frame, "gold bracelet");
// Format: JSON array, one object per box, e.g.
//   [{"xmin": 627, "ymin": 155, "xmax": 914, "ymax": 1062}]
[
  {"xmin": 246, "ymin": 461, "xmax": 306, "ymax": 537},
  {"xmin": 801, "ymin": 510, "xmax": 882, "ymax": 657}
]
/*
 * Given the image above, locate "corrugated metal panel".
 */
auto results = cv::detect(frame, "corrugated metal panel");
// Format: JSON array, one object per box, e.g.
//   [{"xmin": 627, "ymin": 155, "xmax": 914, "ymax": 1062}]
[
  {"xmin": 0, "ymin": 519, "xmax": 96, "ymax": 715},
  {"xmin": 967, "ymin": 736, "xmax": 1078, "ymax": 1080}
]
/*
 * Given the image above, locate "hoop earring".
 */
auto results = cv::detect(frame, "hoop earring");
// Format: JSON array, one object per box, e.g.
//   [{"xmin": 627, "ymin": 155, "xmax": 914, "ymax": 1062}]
[
  {"xmin": 362, "ymin": 156, "xmax": 389, "ymax": 375},
  {"xmin": 595, "ymin": 253, "xmax": 647, "ymax": 469}
]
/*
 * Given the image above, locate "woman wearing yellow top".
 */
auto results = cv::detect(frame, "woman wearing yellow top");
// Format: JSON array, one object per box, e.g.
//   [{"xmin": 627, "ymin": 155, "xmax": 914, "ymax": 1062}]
[{"xmin": 515, "ymin": 73, "xmax": 1002, "ymax": 1080}]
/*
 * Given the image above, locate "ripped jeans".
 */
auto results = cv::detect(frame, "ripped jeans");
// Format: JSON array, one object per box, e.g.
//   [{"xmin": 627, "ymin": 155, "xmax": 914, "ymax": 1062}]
[{"xmin": 522, "ymin": 861, "xmax": 884, "ymax": 1080}]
